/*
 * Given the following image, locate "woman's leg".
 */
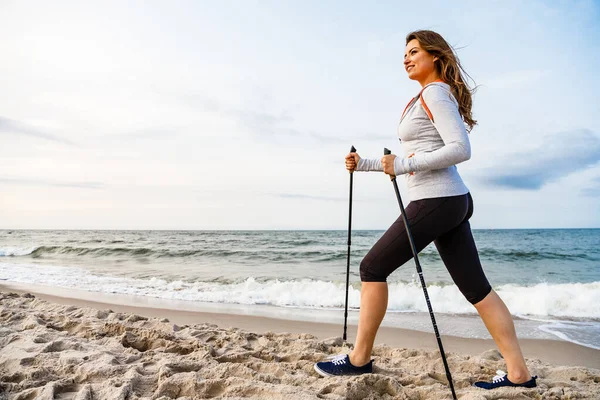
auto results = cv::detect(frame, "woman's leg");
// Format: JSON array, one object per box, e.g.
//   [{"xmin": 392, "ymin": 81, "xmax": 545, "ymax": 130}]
[
  {"xmin": 350, "ymin": 195, "xmax": 468, "ymax": 367},
  {"xmin": 434, "ymin": 194, "xmax": 532, "ymax": 383},
  {"xmin": 473, "ymin": 290, "xmax": 531, "ymax": 383},
  {"xmin": 349, "ymin": 282, "xmax": 388, "ymax": 366}
]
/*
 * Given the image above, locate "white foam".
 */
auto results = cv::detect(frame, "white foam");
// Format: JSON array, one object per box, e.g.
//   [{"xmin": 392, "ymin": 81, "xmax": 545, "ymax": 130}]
[
  {"xmin": 0, "ymin": 247, "xmax": 37, "ymax": 257},
  {"xmin": 1, "ymin": 262, "xmax": 599, "ymax": 319},
  {"xmin": 496, "ymin": 282, "xmax": 600, "ymax": 319},
  {"xmin": 538, "ymin": 322, "xmax": 600, "ymax": 350}
]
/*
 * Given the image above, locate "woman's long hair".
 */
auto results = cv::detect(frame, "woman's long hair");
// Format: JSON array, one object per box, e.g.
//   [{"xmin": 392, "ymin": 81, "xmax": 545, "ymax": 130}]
[{"xmin": 406, "ymin": 30, "xmax": 478, "ymax": 132}]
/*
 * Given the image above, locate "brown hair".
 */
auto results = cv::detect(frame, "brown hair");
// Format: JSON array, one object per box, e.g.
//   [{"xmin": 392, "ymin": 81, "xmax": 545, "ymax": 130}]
[{"xmin": 406, "ymin": 30, "xmax": 478, "ymax": 132}]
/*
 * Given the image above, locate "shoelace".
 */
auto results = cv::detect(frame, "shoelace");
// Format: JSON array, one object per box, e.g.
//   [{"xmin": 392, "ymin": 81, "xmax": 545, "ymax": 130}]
[
  {"xmin": 492, "ymin": 370, "xmax": 507, "ymax": 383},
  {"xmin": 324, "ymin": 354, "xmax": 347, "ymax": 361},
  {"xmin": 331, "ymin": 354, "xmax": 348, "ymax": 365}
]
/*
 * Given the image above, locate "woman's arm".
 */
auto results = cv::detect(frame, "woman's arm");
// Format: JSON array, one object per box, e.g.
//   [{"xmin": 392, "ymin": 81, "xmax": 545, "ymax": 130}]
[{"xmin": 356, "ymin": 157, "xmax": 383, "ymax": 172}]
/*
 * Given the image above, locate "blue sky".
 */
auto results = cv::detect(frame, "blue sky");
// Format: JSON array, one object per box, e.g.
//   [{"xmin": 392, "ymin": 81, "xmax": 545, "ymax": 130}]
[{"xmin": 1, "ymin": 0, "xmax": 599, "ymax": 229}]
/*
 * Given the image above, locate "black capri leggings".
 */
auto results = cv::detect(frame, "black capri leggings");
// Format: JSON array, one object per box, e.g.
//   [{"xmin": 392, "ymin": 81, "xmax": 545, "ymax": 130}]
[{"xmin": 360, "ymin": 192, "xmax": 491, "ymax": 305}]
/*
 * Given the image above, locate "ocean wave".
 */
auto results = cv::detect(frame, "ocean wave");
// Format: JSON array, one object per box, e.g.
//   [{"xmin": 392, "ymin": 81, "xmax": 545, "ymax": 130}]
[
  {"xmin": 0, "ymin": 246, "xmax": 270, "ymax": 259},
  {"xmin": 1, "ymin": 262, "xmax": 599, "ymax": 319},
  {"xmin": 0, "ymin": 245, "xmax": 371, "ymax": 262},
  {"xmin": 0, "ymin": 245, "xmax": 595, "ymax": 263},
  {"xmin": 30, "ymin": 246, "xmax": 155, "ymax": 257},
  {"xmin": 477, "ymin": 248, "xmax": 595, "ymax": 261}
]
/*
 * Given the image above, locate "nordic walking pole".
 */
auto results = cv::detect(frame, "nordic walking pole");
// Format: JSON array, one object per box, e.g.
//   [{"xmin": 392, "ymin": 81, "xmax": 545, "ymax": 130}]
[
  {"xmin": 343, "ymin": 145, "xmax": 356, "ymax": 342},
  {"xmin": 384, "ymin": 148, "xmax": 457, "ymax": 400}
]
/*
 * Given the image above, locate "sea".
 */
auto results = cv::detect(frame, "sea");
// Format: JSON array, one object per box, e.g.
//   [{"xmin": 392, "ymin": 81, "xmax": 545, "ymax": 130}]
[{"xmin": 1, "ymin": 229, "xmax": 598, "ymax": 349}]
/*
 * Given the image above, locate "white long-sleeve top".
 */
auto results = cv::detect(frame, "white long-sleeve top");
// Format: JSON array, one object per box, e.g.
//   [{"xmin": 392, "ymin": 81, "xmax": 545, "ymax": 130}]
[{"xmin": 356, "ymin": 81, "xmax": 471, "ymax": 201}]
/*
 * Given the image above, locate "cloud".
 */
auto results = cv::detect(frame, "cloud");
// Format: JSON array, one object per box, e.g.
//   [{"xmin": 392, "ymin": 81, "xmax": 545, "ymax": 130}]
[
  {"xmin": 179, "ymin": 93, "xmax": 351, "ymax": 143},
  {"xmin": 582, "ymin": 176, "xmax": 600, "ymax": 197},
  {"xmin": 0, "ymin": 116, "xmax": 75, "ymax": 145},
  {"xmin": 479, "ymin": 129, "xmax": 600, "ymax": 190},
  {"xmin": 276, "ymin": 193, "xmax": 347, "ymax": 202},
  {"xmin": 229, "ymin": 108, "xmax": 298, "ymax": 138},
  {"xmin": 179, "ymin": 93, "xmax": 293, "ymax": 133},
  {"xmin": 113, "ymin": 127, "xmax": 180, "ymax": 141},
  {"xmin": 210, "ymin": 104, "xmax": 384, "ymax": 145},
  {"xmin": 0, "ymin": 178, "xmax": 103, "ymax": 189}
]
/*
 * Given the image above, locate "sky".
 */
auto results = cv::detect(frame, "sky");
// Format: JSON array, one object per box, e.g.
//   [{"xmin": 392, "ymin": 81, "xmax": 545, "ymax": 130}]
[{"xmin": 1, "ymin": 0, "xmax": 599, "ymax": 230}]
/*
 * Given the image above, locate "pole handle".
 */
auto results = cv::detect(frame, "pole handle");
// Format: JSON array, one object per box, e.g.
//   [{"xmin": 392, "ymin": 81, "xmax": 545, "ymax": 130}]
[
  {"xmin": 348, "ymin": 145, "xmax": 357, "ymax": 174},
  {"xmin": 383, "ymin": 148, "xmax": 395, "ymax": 180}
]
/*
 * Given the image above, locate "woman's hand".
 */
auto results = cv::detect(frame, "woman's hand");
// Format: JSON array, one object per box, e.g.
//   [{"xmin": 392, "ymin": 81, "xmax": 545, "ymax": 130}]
[
  {"xmin": 345, "ymin": 152, "xmax": 361, "ymax": 172},
  {"xmin": 381, "ymin": 154, "xmax": 397, "ymax": 176}
]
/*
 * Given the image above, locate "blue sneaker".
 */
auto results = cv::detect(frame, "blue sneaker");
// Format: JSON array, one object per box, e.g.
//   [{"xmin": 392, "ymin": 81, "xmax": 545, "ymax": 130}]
[
  {"xmin": 314, "ymin": 354, "xmax": 373, "ymax": 377},
  {"xmin": 474, "ymin": 370, "xmax": 537, "ymax": 390}
]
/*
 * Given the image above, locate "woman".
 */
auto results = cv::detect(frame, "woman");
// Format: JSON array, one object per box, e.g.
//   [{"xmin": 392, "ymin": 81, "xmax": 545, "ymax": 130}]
[{"xmin": 314, "ymin": 30, "xmax": 537, "ymax": 390}]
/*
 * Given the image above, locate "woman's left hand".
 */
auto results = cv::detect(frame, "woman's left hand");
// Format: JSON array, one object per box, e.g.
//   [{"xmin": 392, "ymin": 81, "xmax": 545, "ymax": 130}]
[{"xmin": 381, "ymin": 154, "xmax": 397, "ymax": 176}]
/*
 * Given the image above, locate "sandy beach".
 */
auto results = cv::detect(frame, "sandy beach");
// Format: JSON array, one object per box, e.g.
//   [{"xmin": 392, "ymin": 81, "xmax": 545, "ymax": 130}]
[
  {"xmin": 0, "ymin": 284, "xmax": 599, "ymax": 399},
  {"xmin": 3, "ymin": 0, "xmax": 600, "ymax": 397}
]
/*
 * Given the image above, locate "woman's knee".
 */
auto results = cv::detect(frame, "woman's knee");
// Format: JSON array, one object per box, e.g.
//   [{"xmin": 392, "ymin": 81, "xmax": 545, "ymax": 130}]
[
  {"xmin": 359, "ymin": 257, "xmax": 388, "ymax": 282},
  {"xmin": 463, "ymin": 284, "xmax": 492, "ymax": 305}
]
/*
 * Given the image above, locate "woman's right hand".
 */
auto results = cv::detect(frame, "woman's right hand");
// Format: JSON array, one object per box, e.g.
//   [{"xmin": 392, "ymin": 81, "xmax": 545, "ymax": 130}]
[{"xmin": 345, "ymin": 152, "xmax": 361, "ymax": 172}]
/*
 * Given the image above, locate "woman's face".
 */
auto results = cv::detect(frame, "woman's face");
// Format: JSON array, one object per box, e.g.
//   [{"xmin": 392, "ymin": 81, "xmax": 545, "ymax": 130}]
[{"xmin": 404, "ymin": 39, "xmax": 437, "ymax": 82}]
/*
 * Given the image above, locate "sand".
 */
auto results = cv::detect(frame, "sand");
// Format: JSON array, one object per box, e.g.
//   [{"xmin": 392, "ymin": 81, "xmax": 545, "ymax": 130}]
[{"xmin": 1, "ymin": 288, "xmax": 599, "ymax": 399}]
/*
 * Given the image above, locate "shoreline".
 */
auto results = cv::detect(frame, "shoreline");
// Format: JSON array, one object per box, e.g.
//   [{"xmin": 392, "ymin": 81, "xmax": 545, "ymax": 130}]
[{"xmin": 1, "ymin": 282, "xmax": 599, "ymax": 369}]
